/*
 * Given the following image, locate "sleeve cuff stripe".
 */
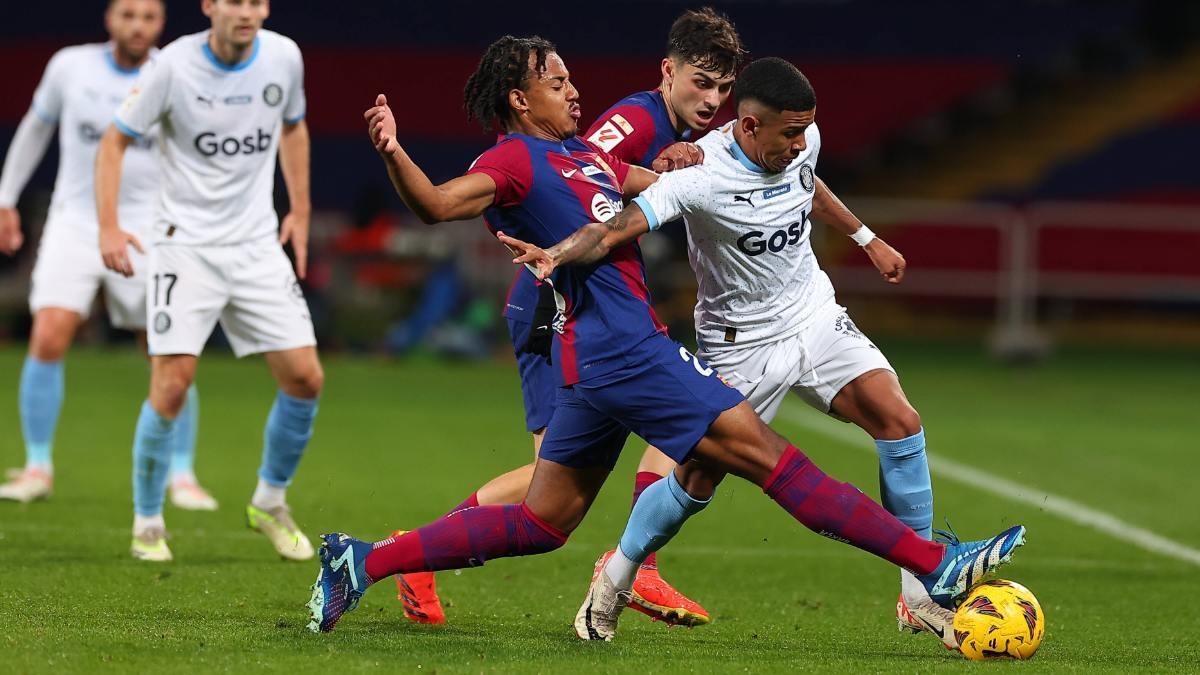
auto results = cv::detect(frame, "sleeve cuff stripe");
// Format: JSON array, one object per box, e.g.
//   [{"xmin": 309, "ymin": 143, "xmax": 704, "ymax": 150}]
[
  {"xmin": 113, "ymin": 117, "xmax": 142, "ymax": 140},
  {"xmin": 633, "ymin": 196, "xmax": 660, "ymax": 231},
  {"xmin": 284, "ymin": 113, "xmax": 306, "ymax": 125}
]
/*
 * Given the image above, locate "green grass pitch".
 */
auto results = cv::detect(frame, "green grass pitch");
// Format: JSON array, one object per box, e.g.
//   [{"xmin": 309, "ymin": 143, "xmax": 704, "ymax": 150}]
[{"xmin": 1, "ymin": 342, "xmax": 1197, "ymax": 672}]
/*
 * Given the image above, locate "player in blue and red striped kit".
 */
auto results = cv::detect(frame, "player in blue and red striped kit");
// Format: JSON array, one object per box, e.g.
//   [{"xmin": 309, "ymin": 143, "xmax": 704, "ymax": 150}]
[
  {"xmin": 306, "ymin": 36, "xmax": 1027, "ymax": 641},
  {"xmin": 388, "ymin": 9, "xmax": 744, "ymax": 627}
]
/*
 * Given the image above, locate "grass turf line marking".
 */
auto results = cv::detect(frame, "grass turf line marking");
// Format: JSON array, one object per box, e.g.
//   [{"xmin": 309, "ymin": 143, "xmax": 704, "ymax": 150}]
[{"xmin": 777, "ymin": 402, "xmax": 1200, "ymax": 568}]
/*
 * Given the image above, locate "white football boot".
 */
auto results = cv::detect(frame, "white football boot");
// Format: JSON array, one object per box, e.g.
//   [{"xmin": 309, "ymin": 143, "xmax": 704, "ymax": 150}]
[
  {"xmin": 0, "ymin": 467, "xmax": 53, "ymax": 503},
  {"xmin": 897, "ymin": 569, "xmax": 960, "ymax": 650},
  {"xmin": 169, "ymin": 478, "xmax": 219, "ymax": 511},
  {"xmin": 131, "ymin": 526, "xmax": 173, "ymax": 562},
  {"xmin": 246, "ymin": 504, "xmax": 315, "ymax": 561},
  {"xmin": 574, "ymin": 551, "xmax": 633, "ymax": 641}
]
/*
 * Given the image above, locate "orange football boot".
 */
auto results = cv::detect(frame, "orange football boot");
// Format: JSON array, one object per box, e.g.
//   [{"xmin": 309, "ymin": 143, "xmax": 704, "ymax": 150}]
[
  {"xmin": 595, "ymin": 549, "xmax": 710, "ymax": 627},
  {"xmin": 392, "ymin": 530, "xmax": 446, "ymax": 624}
]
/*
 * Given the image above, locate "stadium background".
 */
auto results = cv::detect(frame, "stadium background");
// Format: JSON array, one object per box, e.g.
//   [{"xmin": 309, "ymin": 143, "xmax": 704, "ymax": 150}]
[{"xmin": 1, "ymin": 1, "xmax": 1198, "ymax": 671}]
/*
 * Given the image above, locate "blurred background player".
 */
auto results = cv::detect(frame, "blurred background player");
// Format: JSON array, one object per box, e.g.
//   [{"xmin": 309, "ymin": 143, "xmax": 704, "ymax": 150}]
[
  {"xmin": 0, "ymin": 0, "xmax": 215, "ymax": 510},
  {"xmin": 385, "ymin": 11, "xmax": 744, "ymax": 627},
  {"xmin": 95, "ymin": 0, "xmax": 321, "ymax": 562}
]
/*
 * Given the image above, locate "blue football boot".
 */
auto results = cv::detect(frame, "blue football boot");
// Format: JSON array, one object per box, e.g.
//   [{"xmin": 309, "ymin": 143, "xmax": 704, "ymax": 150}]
[
  {"xmin": 307, "ymin": 533, "xmax": 374, "ymax": 633},
  {"xmin": 917, "ymin": 524, "xmax": 1026, "ymax": 609}
]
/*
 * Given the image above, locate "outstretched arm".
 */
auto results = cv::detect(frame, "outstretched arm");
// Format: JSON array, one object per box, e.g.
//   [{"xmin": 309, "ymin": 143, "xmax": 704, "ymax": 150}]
[
  {"xmin": 812, "ymin": 175, "xmax": 906, "ymax": 284},
  {"xmin": 497, "ymin": 202, "xmax": 651, "ymax": 279},
  {"xmin": 365, "ymin": 94, "xmax": 495, "ymax": 223}
]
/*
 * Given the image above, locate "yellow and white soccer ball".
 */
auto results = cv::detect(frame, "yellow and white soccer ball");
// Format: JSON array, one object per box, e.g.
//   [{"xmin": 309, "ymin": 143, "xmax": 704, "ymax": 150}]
[{"xmin": 952, "ymin": 580, "xmax": 1045, "ymax": 660}]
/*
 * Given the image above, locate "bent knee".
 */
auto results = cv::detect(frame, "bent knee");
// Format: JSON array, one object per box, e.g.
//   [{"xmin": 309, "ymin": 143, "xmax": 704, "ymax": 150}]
[
  {"xmin": 878, "ymin": 406, "xmax": 922, "ymax": 440},
  {"xmin": 519, "ymin": 504, "xmax": 570, "ymax": 553},
  {"xmin": 284, "ymin": 363, "xmax": 324, "ymax": 399},
  {"xmin": 29, "ymin": 317, "xmax": 78, "ymax": 361}
]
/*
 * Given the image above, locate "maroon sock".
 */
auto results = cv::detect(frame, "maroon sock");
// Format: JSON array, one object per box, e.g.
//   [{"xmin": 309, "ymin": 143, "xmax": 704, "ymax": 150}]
[
  {"xmin": 631, "ymin": 471, "xmax": 665, "ymax": 569},
  {"xmin": 763, "ymin": 445, "xmax": 944, "ymax": 575},
  {"xmin": 365, "ymin": 503, "xmax": 567, "ymax": 580},
  {"xmin": 443, "ymin": 491, "xmax": 480, "ymax": 518}
]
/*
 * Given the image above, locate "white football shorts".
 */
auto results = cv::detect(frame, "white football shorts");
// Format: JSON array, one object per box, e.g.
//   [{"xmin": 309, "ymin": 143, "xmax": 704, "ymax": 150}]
[
  {"xmin": 699, "ymin": 300, "xmax": 894, "ymax": 423},
  {"xmin": 29, "ymin": 217, "xmax": 147, "ymax": 330},
  {"xmin": 146, "ymin": 236, "xmax": 316, "ymax": 358}
]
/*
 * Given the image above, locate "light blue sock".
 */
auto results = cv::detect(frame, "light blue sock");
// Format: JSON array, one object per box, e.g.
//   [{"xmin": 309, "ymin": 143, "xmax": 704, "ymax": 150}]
[
  {"xmin": 876, "ymin": 428, "xmax": 933, "ymax": 539},
  {"xmin": 168, "ymin": 384, "xmax": 199, "ymax": 478},
  {"xmin": 617, "ymin": 472, "xmax": 711, "ymax": 562},
  {"xmin": 258, "ymin": 391, "xmax": 318, "ymax": 487},
  {"xmin": 132, "ymin": 401, "xmax": 176, "ymax": 516},
  {"xmin": 19, "ymin": 356, "xmax": 64, "ymax": 468}
]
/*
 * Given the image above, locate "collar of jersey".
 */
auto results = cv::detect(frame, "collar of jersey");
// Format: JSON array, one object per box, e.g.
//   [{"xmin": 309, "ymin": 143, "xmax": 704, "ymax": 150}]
[
  {"xmin": 729, "ymin": 137, "xmax": 768, "ymax": 173},
  {"xmin": 506, "ymin": 132, "xmax": 567, "ymax": 153},
  {"xmin": 202, "ymin": 34, "xmax": 261, "ymax": 73},
  {"xmin": 104, "ymin": 45, "xmax": 140, "ymax": 76}
]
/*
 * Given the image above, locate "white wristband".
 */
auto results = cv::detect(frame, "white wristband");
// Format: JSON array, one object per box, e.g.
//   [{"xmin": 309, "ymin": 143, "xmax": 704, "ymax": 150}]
[{"xmin": 850, "ymin": 224, "xmax": 876, "ymax": 247}]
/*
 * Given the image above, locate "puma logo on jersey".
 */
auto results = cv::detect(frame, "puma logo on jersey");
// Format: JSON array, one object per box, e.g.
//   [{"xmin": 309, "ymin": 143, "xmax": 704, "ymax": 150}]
[{"xmin": 733, "ymin": 194, "xmax": 755, "ymax": 207}]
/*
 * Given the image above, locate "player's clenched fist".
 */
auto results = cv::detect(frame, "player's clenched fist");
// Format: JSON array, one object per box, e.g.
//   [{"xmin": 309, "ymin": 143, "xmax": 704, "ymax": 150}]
[
  {"xmin": 365, "ymin": 94, "xmax": 400, "ymax": 155},
  {"xmin": 100, "ymin": 225, "xmax": 144, "ymax": 278},
  {"xmin": 864, "ymin": 238, "xmax": 906, "ymax": 284},
  {"xmin": 652, "ymin": 142, "xmax": 705, "ymax": 172}
]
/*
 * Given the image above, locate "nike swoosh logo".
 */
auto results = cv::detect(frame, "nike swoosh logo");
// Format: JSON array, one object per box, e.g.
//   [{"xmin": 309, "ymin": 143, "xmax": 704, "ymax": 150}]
[
  {"xmin": 918, "ymin": 615, "xmax": 945, "ymax": 639},
  {"xmin": 561, "ymin": 168, "xmax": 578, "ymax": 178},
  {"xmin": 330, "ymin": 543, "xmax": 359, "ymax": 590}
]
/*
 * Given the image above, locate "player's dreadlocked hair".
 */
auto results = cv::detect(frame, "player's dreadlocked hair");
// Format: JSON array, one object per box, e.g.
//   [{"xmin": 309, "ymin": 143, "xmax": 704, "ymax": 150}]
[
  {"xmin": 734, "ymin": 57, "xmax": 817, "ymax": 113},
  {"xmin": 666, "ymin": 7, "xmax": 746, "ymax": 78},
  {"xmin": 464, "ymin": 35, "xmax": 557, "ymax": 132}
]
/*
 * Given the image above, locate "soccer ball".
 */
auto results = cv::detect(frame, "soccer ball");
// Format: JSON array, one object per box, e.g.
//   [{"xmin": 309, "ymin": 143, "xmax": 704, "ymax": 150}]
[{"xmin": 952, "ymin": 580, "xmax": 1045, "ymax": 660}]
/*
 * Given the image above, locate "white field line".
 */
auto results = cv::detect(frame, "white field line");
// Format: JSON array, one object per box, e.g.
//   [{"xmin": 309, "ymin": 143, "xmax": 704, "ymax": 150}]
[{"xmin": 776, "ymin": 402, "xmax": 1200, "ymax": 568}]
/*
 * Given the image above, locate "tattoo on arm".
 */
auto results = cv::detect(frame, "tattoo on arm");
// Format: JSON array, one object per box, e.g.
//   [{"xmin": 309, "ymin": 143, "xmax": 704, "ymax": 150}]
[{"xmin": 547, "ymin": 208, "xmax": 640, "ymax": 267}]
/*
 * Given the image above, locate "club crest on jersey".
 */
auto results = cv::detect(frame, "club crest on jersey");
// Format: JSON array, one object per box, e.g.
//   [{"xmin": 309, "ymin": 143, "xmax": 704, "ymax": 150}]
[
  {"xmin": 800, "ymin": 164, "xmax": 815, "ymax": 192},
  {"xmin": 590, "ymin": 193, "xmax": 622, "ymax": 222},
  {"xmin": 263, "ymin": 83, "xmax": 283, "ymax": 107},
  {"xmin": 153, "ymin": 311, "xmax": 172, "ymax": 334}
]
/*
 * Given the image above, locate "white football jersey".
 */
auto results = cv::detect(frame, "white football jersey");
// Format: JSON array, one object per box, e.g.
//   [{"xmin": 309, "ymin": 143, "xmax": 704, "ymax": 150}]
[
  {"xmin": 115, "ymin": 30, "xmax": 305, "ymax": 246},
  {"xmin": 633, "ymin": 121, "xmax": 835, "ymax": 352},
  {"xmin": 32, "ymin": 43, "xmax": 160, "ymax": 233}
]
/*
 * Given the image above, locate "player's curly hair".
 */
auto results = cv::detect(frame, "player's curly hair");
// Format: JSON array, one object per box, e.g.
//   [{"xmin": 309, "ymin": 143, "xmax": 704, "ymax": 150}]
[
  {"xmin": 463, "ymin": 35, "xmax": 557, "ymax": 132},
  {"xmin": 666, "ymin": 7, "xmax": 746, "ymax": 78},
  {"xmin": 734, "ymin": 57, "xmax": 817, "ymax": 113}
]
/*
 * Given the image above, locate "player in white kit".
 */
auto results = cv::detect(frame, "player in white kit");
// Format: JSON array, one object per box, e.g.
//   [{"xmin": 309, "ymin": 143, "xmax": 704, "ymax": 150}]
[
  {"xmin": 504, "ymin": 58, "xmax": 958, "ymax": 649},
  {"xmin": 95, "ymin": 0, "xmax": 321, "ymax": 562},
  {"xmin": 0, "ymin": 0, "xmax": 216, "ymax": 510}
]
